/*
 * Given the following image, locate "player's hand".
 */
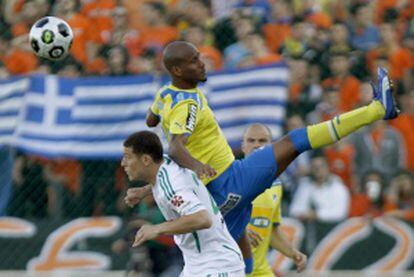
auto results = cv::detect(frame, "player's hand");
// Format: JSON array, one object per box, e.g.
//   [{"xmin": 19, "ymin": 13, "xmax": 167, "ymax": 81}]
[
  {"xmin": 195, "ymin": 164, "xmax": 216, "ymax": 179},
  {"xmin": 124, "ymin": 186, "xmax": 151, "ymax": 208},
  {"xmin": 292, "ymin": 250, "xmax": 307, "ymax": 273},
  {"xmin": 246, "ymin": 228, "xmax": 263, "ymax": 248},
  {"xmin": 132, "ymin": 224, "xmax": 160, "ymax": 247}
]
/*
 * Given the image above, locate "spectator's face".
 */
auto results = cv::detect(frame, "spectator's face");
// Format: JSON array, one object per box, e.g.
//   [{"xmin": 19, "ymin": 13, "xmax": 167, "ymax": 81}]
[
  {"xmin": 286, "ymin": 115, "xmax": 304, "ymax": 131},
  {"xmin": 58, "ymin": 65, "xmax": 80, "ymax": 77},
  {"xmin": 292, "ymin": 22, "xmax": 306, "ymax": 40},
  {"xmin": 311, "ymin": 157, "xmax": 330, "ymax": 183},
  {"xmin": 324, "ymin": 90, "xmax": 340, "ymax": 107},
  {"xmin": 141, "ymin": 4, "xmax": 162, "ymax": 25},
  {"xmin": 380, "ymin": 24, "xmax": 395, "ymax": 42},
  {"xmin": 234, "ymin": 18, "xmax": 254, "ymax": 40},
  {"xmin": 272, "ymin": 1, "xmax": 291, "ymax": 19},
  {"xmin": 394, "ymin": 175, "xmax": 414, "ymax": 200},
  {"xmin": 0, "ymin": 65, "xmax": 9, "ymax": 79},
  {"xmin": 56, "ymin": 0, "xmax": 77, "ymax": 14},
  {"xmin": 356, "ymin": 6, "xmax": 372, "ymax": 27},
  {"xmin": 113, "ymin": 8, "xmax": 129, "ymax": 28},
  {"xmin": 108, "ymin": 48, "xmax": 127, "ymax": 69},
  {"xmin": 406, "ymin": 93, "xmax": 414, "ymax": 114},
  {"xmin": 241, "ymin": 125, "xmax": 272, "ymax": 156},
  {"xmin": 330, "ymin": 55, "xmax": 349, "ymax": 75},
  {"xmin": 359, "ymin": 82, "xmax": 373, "ymax": 106},
  {"xmin": 289, "ymin": 59, "xmax": 308, "ymax": 80},
  {"xmin": 185, "ymin": 27, "xmax": 205, "ymax": 46},
  {"xmin": 363, "ymin": 174, "xmax": 383, "ymax": 201},
  {"xmin": 331, "ymin": 24, "xmax": 349, "ymax": 44}
]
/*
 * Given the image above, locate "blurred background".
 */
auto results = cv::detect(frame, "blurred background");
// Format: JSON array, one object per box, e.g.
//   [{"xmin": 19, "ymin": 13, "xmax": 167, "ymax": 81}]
[{"xmin": 1, "ymin": 0, "xmax": 414, "ymax": 276}]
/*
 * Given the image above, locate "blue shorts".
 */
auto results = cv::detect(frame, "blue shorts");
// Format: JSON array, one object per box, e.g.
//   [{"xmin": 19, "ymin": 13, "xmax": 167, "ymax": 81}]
[{"xmin": 206, "ymin": 145, "xmax": 278, "ymax": 242}]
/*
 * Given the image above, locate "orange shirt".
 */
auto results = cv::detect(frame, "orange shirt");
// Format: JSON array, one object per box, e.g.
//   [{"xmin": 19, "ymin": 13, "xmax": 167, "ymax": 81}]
[
  {"xmin": 255, "ymin": 53, "xmax": 282, "ymax": 66},
  {"xmin": 11, "ymin": 22, "xmax": 28, "ymax": 37},
  {"xmin": 47, "ymin": 160, "xmax": 81, "ymax": 193},
  {"xmin": 306, "ymin": 12, "xmax": 332, "ymax": 29},
  {"xmin": 349, "ymin": 194, "xmax": 390, "ymax": 218},
  {"xmin": 374, "ymin": 0, "xmax": 397, "ymax": 24},
  {"xmin": 199, "ymin": 45, "xmax": 223, "ymax": 71},
  {"xmin": 140, "ymin": 25, "xmax": 179, "ymax": 50},
  {"xmin": 390, "ymin": 114, "xmax": 414, "ymax": 171},
  {"xmin": 366, "ymin": 47, "xmax": 413, "ymax": 81},
  {"xmin": 65, "ymin": 13, "xmax": 97, "ymax": 65},
  {"xmin": 1, "ymin": 49, "xmax": 38, "ymax": 75},
  {"xmin": 262, "ymin": 23, "xmax": 291, "ymax": 53},
  {"xmin": 322, "ymin": 76, "xmax": 361, "ymax": 111},
  {"xmin": 325, "ymin": 144, "xmax": 355, "ymax": 189},
  {"xmin": 81, "ymin": 0, "xmax": 116, "ymax": 42}
]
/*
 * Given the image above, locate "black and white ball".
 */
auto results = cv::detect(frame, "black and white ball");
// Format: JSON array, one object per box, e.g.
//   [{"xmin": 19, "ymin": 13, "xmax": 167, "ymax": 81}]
[{"xmin": 29, "ymin": 16, "xmax": 73, "ymax": 61}]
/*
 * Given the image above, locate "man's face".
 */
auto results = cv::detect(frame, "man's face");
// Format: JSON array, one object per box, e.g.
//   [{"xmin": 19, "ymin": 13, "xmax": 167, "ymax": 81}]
[
  {"xmin": 121, "ymin": 147, "xmax": 142, "ymax": 181},
  {"xmin": 241, "ymin": 125, "xmax": 272, "ymax": 156},
  {"xmin": 177, "ymin": 45, "xmax": 207, "ymax": 83}
]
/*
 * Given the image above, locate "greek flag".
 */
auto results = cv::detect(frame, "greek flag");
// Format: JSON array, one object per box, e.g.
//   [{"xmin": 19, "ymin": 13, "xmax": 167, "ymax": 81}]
[{"xmin": 0, "ymin": 63, "xmax": 288, "ymax": 158}]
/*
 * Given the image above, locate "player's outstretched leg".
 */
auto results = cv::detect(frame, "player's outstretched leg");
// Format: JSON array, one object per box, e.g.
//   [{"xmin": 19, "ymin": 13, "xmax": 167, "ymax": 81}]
[{"xmin": 273, "ymin": 67, "xmax": 400, "ymax": 176}]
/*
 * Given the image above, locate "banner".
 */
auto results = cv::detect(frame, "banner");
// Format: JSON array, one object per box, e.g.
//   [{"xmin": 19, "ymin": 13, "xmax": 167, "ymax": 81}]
[
  {"xmin": 0, "ymin": 64, "xmax": 288, "ymax": 158},
  {"xmin": 1, "ymin": 217, "xmax": 414, "ymax": 271}
]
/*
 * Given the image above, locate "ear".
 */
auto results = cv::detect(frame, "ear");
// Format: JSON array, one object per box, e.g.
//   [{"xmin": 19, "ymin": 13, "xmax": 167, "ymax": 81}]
[
  {"xmin": 141, "ymin": 154, "xmax": 153, "ymax": 166},
  {"xmin": 172, "ymin": 65, "xmax": 182, "ymax": 77}
]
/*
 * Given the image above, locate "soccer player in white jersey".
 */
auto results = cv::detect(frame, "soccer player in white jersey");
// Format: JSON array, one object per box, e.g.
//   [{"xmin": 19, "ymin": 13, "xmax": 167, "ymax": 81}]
[{"xmin": 121, "ymin": 130, "xmax": 245, "ymax": 277}]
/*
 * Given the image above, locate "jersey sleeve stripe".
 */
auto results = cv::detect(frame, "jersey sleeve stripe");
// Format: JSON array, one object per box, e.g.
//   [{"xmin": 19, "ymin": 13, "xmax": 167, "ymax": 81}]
[
  {"xmin": 161, "ymin": 168, "xmax": 176, "ymax": 195},
  {"xmin": 222, "ymin": 244, "xmax": 242, "ymax": 261},
  {"xmin": 158, "ymin": 172, "xmax": 173, "ymax": 200},
  {"xmin": 192, "ymin": 231, "xmax": 201, "ymax": 253}
]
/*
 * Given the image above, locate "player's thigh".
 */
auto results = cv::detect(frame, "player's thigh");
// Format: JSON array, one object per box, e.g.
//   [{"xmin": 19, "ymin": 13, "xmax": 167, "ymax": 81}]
[{"xmin": 235, "ymin": 144, "xmax": 278, "ymax": 203}]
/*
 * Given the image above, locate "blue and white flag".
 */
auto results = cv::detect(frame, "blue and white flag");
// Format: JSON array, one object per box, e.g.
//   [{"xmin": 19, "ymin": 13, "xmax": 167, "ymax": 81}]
[
  {"xmin": 14, "ymin": 75, "xmax": 158, "ymax": 158},
  {"xmin": 207, "ymin": 63, "xmax": 288, "ymax": 148},
  {"xmin": 1, "ymin": 63, "xmax": 289, "ymax": 159},
  {"xmin": 0, "ymin": 78, "xmax": 29, "ymax": 145}
]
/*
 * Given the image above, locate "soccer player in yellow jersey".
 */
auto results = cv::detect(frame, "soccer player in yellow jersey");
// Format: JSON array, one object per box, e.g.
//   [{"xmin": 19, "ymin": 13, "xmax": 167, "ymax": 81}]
[
  {"xmin": 125, "ymin": 41, "xmax": 398, "ymax": 274},
  {"xmin": 242, "ymin": 124, "xmax": 307, "ymax": 276}
]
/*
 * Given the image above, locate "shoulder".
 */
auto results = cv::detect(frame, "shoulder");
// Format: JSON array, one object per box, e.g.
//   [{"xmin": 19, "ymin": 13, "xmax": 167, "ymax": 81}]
[{"xmin": 160, "ymin": 88, "xmax": 202, "ymax": 109}]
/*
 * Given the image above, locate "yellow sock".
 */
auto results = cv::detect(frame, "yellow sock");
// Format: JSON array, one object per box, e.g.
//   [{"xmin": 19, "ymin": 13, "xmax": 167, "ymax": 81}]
[{"xmin": 307, "ymin": 101, "xmax": 385, "ymax": 149}]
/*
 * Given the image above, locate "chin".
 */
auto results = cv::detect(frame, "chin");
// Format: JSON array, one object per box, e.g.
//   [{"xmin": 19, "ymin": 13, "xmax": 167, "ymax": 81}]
[{"xmin": 200, "ymin": 76, "xmax": 207, "ymax": 83}]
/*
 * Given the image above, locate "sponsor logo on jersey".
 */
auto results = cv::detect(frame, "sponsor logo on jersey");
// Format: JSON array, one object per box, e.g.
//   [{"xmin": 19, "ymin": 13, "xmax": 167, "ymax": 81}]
[
  {"xmin": 219, "ymin": 193, "xmax": 242, "ymax": 216},
  {"xmin": 186, "ymin": 104, "xmax": 197, "ymax": 132},
  {"xmin": 171, "ymin": 195, "xmax": 184, "ymax": 207},
  {"xmin": 250, "ymin": 217, "xmax": 270, "ymax": 228}
]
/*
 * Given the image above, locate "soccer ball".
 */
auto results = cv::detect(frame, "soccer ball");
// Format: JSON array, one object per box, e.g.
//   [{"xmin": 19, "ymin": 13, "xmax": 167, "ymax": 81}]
[{"xmin": 29, "ymin": 16, "xmax": 73, "ymax": 61}]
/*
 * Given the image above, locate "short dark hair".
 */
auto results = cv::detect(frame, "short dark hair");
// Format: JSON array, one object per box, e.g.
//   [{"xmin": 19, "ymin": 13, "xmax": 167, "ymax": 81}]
[{"xmin": 123, "ymin": 131, "xmax": 163, "ymax": 162}]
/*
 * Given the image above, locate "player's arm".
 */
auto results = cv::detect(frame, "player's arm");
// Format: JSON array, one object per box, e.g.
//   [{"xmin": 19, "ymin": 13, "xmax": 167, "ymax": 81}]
[
  {"xmin": 133, "ymin": 210, "xmax": 212, "ymax": 247},
  {"xmin": 146, "ymin": 90, "xmax": 162, "ymax": 127},
  {"xmin": 146, "ymin": 108, "xmax": 160, "ymax": 127},
  {"xmin": 170, "ymin": 134, "xmax": 216, "ymax": 179},
  {"xmin": 133, "ymin": 182, "xmax": 212, "ymax": 247},
  {"xmin": 168, "ymin": 101, "xmax": 216, "ymax": 179},
  {"xmin": 270, "ymin": 225, "xmax": 307, "ymax": 273},
  {"xmin": 124, "ymin": 186, "xmax": 153, "ymax": 207}
]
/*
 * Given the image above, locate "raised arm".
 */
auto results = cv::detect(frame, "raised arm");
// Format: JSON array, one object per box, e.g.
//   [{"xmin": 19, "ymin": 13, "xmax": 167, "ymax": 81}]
[
  {"xmin": 169, "ymin": 134, "xmax": 216, "ymax": 179},
  {"xmin": 146, "ymin": 108, "xmax": 160, "ymax": 127}
]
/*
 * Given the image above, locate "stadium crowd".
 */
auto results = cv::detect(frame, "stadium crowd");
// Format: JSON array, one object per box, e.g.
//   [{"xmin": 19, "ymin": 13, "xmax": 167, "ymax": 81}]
[{"xmin": 1, "ymin": 0, "xmax": 414, "ymax": 275}]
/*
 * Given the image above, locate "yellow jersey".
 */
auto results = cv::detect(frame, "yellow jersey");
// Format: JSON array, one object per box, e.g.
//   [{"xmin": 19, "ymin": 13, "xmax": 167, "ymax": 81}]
[
  {"xmin": 248, "ymin": 184, "xmax": 282, "ymax": 277},
  {"xmin": 150, "ymin": 84, "xmax": 235, "ymax": 184}
]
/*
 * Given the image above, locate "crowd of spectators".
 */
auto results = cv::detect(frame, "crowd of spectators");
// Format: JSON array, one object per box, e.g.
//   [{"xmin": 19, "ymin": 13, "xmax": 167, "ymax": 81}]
[{"xmin": 1, "ymin": 0, "xmax": 414, "ymax": 273}]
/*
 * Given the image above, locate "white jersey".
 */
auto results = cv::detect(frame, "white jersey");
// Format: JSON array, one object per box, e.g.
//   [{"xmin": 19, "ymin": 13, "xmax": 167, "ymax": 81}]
[{"xmin": 152, "ymin": 157, "xmax": 244, "ymax": 276}]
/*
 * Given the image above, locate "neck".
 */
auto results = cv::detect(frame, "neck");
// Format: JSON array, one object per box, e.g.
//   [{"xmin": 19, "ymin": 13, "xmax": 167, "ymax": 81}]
[
  {"xmin": 148, "ymin": 159, "xmax": 164, "ymax": 186},
  {"xmin": 172, "ymin": 79, "xmax": 197, "ymax": 89}
]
